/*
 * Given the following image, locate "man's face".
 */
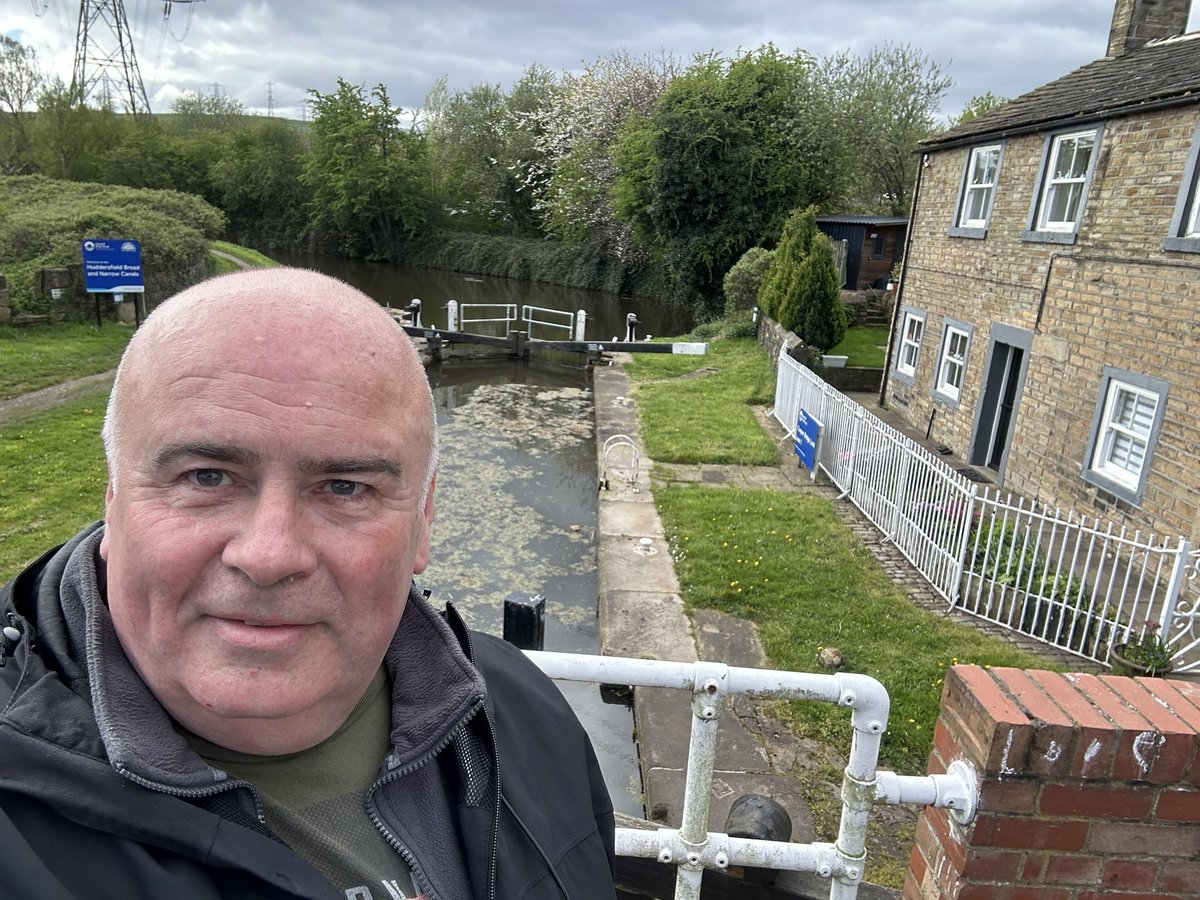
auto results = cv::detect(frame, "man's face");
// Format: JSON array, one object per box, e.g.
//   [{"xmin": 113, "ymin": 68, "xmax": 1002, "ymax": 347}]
[{"xmin": 100, "ymin": 324, "xmax": 434, "ymax": 754}]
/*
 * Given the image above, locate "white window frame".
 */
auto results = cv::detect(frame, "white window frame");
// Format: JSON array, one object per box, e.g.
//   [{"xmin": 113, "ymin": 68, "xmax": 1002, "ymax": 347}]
[
  {"xmin": 958, "ymin": 144, "xmax": 1001, "ymax": 229},
  {"xmin": 896, "ymin": 310, "xmax": 925, "ymax": 379},
  {"xmin": 1082, "ymin": 367, "xmax": 1169, "ymax": 506},
  {"xmin": 1037, "ymin": 130, "xmax": 1096, "ymax": 232},
  {"xmin": 933, "ymin": 320, "xmax": 972, "ymax": 406}
]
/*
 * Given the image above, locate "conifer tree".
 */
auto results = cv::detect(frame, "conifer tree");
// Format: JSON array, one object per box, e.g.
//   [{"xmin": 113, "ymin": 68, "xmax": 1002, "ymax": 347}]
[
  {"xmin": 757, "ymin": 204, "xmax": 817, "ymax": 323},
  {"xmin": 795, "ymin": 232, "xmax": 847, "ymax": 351}
]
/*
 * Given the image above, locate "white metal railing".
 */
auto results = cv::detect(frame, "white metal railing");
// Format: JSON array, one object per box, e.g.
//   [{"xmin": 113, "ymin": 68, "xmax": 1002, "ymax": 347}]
[
  {"xmin": 771, "ymin": 350, "xmax": 1200, "ymax": 673},
  {"xmin": 526, "ymin": 650, "xmax": 977, "ymax": 900},
  {"xmin": 451, "ymin": 303, "xmax": 587, "ymax": 340}
]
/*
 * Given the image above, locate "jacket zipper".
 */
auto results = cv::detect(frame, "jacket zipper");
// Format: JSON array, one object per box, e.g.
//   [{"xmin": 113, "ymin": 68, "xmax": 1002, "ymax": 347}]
[{"xmin": 366, "ymin": 696, "xmax": 486, "ymax": 900}]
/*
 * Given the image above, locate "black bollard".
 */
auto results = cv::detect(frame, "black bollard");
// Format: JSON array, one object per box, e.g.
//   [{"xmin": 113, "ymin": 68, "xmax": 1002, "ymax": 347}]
[
  {"xmin": 724, "ymin": 793, "xmax": 793, "ymax": 884},
  {"xmin": 503, "ymin": 592, "xmax": 545, "ymax": 650}
]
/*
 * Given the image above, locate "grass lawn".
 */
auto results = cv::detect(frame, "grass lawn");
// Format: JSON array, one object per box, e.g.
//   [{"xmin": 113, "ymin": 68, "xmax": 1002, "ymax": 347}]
[
  {"xmin": 209, "ymin": 240, "xmax": 280, "ymax": 274},
  {"xmin": 0, "ymin": 386, "xmax": 109, "ymax": 580},
  {"xmin": 627, "ymin": 332, "xmax": 1059, "ymax": 774},
  {"xmin": 0, "ymin": 322, "xmax": 133, "ymax": 401},
  {"xmin": 625, "ymin": 337, "xmax": 778, "ymax": 465},
  {"xmin": 826, "ymin": 325, "xmax": 890, "ymax": 367}
]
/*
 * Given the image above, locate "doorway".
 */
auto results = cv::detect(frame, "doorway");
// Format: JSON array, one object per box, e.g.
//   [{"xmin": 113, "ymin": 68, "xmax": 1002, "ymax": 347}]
[{"xmin": 970, "ymin": 324, "xmax": 1033, "ymax": 478}]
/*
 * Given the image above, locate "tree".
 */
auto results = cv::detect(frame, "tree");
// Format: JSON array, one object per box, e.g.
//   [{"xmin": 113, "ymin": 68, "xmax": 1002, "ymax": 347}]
[
  {"xmin": 210, "ymin": 119, "xmax": 310, "ymax": 244},
  {"xmin": 0, "ymin": 36, "xmax": 44, "ymax": 174},
  {"xmin": 168, "ymin": 90, "xmax": 246, "ymax": 133},
  {"xmin": 758, "ymin": 205, "xmax": 818, "ymax": 325},
  {"xmin": 614, "ymin": 46, "xmax": 831, "ymax": 315},
  {"xmin": 795, "ymin": 232, "xmax": 847, "ymax": 351},
  {"xmin": 525, "ymin": 50, "xmax": 678, "ymax": 255},
  {"xmin": 722, "ymin": 247, "xmax": 774, "ymax": 317},
  {"xmin": 949, "ymin": 91, "xmax": 1008, "ymax": 127},
  {"xmin": 303, "ymin": 79, "xmax": 433, "ymax": 258},
  {"xmin": 820, "ymin": 44, "xmax": 952, "ymax": 215}
]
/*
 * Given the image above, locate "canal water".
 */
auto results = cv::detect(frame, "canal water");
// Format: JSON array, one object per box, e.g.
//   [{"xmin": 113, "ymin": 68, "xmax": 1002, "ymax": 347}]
[{"xmin": 274, "ymin": 253, "xmax": 689, "ymax": 817}]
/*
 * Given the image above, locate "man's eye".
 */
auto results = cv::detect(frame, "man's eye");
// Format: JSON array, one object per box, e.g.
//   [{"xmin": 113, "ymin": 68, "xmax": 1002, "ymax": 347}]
[
  {"xmin": 326, "ymin": 480, "xmax": 366, "ymax": 497},
  {"xmin": 188, "ymin": 469, "xmax": 230, "ymax": 488}
]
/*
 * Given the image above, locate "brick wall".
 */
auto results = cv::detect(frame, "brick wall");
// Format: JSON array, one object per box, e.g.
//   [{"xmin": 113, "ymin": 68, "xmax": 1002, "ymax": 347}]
[
  {"xmin": 887, "ymin": 104, "xmax": 1200, "ymax": 538},
  {"xmin": 905, "ymin": 665, "xmax": 1200, "ymax": 899}
]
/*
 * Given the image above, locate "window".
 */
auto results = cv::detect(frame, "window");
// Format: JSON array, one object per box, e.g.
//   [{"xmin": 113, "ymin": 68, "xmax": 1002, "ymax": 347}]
[
  {"xmin": 952, "ymin": 144, "xmax": 1002, "ymax": 235},
  {"xmin": 933, "ymin": 319, "xmax": 972, "ymax": 406},
  {"xmin": 894, "ymin": 309, "xmax": 925, "ymax": 383},
  {"xmin": 1163, "ymin": 119, "xmax": 1200, "ymax": 253},
  {"xmin": 871, "ymin": 232, "xmax": 885, "ymax": 258},
  {"xmin": 1022, "ymin": 127, "xmax": 1102, "ymax": 245},
  {"xmin": 1082, "ymin": 367, "xmax": 1169, "ymax": 505}
]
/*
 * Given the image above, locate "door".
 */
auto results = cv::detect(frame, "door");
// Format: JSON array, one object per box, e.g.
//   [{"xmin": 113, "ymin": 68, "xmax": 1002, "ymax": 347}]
[{"xmin": 970, "ymin": 325, "xmax": 1032, "ymax": 477}]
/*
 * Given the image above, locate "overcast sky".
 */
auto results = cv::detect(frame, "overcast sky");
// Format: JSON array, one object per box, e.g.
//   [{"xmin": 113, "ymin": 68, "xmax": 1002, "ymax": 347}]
[{"xmin": 7, "ymin": 1, "xmax": 1200, "ymax": 122}]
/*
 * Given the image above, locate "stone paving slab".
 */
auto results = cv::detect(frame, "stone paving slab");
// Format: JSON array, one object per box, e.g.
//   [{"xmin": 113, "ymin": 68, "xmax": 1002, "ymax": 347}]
[{"xmin": 600, "ymin": 591, "xmax": 694, "ymax": 662}]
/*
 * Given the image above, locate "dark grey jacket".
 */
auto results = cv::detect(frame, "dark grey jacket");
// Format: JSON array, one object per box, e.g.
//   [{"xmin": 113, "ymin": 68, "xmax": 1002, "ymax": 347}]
[{"xmin": 0, "ymin": 523, "xmax": 615, "ymax": 899}]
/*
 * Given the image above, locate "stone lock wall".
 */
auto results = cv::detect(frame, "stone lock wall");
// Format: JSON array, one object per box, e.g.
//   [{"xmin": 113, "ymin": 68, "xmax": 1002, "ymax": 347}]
[{"xmin": 905, "ymin": 665, "xmax": 1200, "ymax": 899}]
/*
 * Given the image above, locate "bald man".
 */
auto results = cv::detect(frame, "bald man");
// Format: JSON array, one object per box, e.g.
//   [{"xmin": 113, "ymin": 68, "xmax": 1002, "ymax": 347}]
[{"xmin": 0, "ymin": 269, "xmax": 615, "ymax": 900}]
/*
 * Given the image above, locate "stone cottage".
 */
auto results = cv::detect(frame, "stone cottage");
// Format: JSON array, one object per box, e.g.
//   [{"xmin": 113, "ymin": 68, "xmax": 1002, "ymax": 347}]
[{"xmin": 884, "ymin": 0, "xmax": 1200, "ymax": 541}]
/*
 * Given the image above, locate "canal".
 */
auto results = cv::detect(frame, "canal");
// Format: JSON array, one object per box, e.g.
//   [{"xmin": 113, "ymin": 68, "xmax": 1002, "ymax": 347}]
[{"xmin": 275, "ymin": 253, "xmax": 692, "ymax": 817}]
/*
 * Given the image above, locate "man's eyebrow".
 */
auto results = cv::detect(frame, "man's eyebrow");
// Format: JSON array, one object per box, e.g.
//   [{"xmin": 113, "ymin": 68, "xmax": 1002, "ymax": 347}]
[
  {"xmin": 299, "ymin": 456, "xmax": 402, "ymax": 478},
  {"xmin": 153, "ymin": 442, "xmax": 262, "ymax": 470}
]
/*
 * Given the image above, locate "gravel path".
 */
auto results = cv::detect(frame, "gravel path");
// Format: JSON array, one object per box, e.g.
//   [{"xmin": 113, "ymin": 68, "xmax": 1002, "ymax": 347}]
[{"xmin": 0, "ymin": 370, "xmax": 116, "ymax": 425}]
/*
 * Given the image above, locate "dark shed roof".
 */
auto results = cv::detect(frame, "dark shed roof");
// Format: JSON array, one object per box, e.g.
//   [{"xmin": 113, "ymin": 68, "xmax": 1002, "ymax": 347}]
[
  {"xmin": 816, "ymin": 215, "xmax": 909, "ymax": 226},
  {"xmin": 922, "ymin": 32, "xmax": 1200, "ymax": 152}
]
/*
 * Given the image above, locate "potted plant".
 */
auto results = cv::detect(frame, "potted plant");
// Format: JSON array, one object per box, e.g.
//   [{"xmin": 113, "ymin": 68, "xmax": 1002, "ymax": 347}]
[{"xmin": 1109, "ymin": 620, "xmax": 1174, "ymax": 676}]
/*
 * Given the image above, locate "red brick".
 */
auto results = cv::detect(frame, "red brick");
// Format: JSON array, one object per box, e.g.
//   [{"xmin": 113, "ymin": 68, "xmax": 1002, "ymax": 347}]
[
  {"xmin": 1077, "ymin": 894, "xmax": 1167, "ymax": 900},
  {"xmin": 1102, "ymin": 859, "xmax": 1157, "ymax": 890},
  {"xmin": 1044, "ymin": 853, "xmax": 1103, "ymax": 885},
  {"xmin": 960, "ymin": 888, "xmax": 1069, "ymax": 900},
  {"xmin": 1022, "ymin": 850, "xmax": 1047, "ymax": 881},
  {"xmin": 962, "ymin": 847, "xmax": 1024, "ymax": 881},
  {"xmin": 1160, "ymin": 858, "xmax": 1200, "ymax": 894},
  {"xmin": 1038, "ymin": 783, "xmax": 1154, "ymax": 818},
  {"xmin": 1102, "ymin": 675, "xmax": 1197, "ymax": 783},
  {"xmin": 1139, "ymin": 678, "xmax": 1200, "ymax": 733},
  {"xmin": 1069, "ymin": 674, "xmax": 1158, "ymax": 781},
  {"xmin": 1169, "ymin": 678, "xmax": 1200, "ymax": 716},
  {"xmin": 1030, "ymin": 671, "xmax": 1117, "ymax": 779},
  {"xmin": 972, "ymin": 815, "xmax": 1089, "ymax": 851},
  {"xmin": 1088, "ymin": 820, "xmax": 1200, "ymax": 856},
  {"xmin": 947, "ymin": 666, "xmax": 1034, "ymax": 775},
  {"xmin": 938, "ymin": 700, "xmax": 989, "ymax": 771},
  {"xmin": 932, "ymin": 717, "xmax": 961, "ymax": 771},
  {"xmin": 992, "ymin": 668, "xmax": 1079, "ymax": 777},
  {"xmin": 924, "ymin": 805, "xmax": 968, "ymax": 873},
  {"xmin": 980, "ymin": 779, "xmax": 1039, "ymax": 814},
  {"xmin": 1155, "ymin": 787, "xmax": 1200, "ymax": 822},
  {"xmin": 907, "ymin": 843, "xmax": 927, "ymax": 887}
]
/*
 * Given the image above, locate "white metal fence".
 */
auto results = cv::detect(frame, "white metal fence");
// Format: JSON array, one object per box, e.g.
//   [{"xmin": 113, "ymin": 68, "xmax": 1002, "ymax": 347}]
[
  {"xmin": 527, "ymin": 650, "xmax": 976, "ymax": 900},
  {"xmin": 771, "ymin": 351, "xmax": 1200, "ymax": 673}
]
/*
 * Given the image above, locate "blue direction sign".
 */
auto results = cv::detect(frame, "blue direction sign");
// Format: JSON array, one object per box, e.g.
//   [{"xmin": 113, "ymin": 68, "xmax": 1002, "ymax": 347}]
[
  {"xmin": 81, "ymin": 238, "xmax": 144, "ymax": 294},
  {"xmin": 793, "ymin": 409, "xmax": 823, "ymax": 479}
]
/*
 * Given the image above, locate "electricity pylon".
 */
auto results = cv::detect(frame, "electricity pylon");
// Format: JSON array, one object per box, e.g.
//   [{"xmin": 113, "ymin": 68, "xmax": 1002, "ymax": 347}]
[{"xmin": 71, "ymin": 0, "xmax": 203, "ymax": 116}]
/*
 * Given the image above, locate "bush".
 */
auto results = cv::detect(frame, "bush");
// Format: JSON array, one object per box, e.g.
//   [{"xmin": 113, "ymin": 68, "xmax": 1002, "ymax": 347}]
[
  {"xmin": 722, "ymin": 247, "xmax": 774, "ymax": 317},
  {"xmin": 795, "ymin": 233, "xmax": 847, "ymax": 351},
  {"xmin": 757, "ymin": 205, "xmax": 816, "ymax": 321}
]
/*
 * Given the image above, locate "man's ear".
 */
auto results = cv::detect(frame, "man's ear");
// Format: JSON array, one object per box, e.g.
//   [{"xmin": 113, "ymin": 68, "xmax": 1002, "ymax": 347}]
[
  {"xmin": 98, "ymin": 480, "xmax": 116, "ymax": 560},
  {"xmin": 412, "ymin": 472, "xmax": 436, "ymax": 575}
]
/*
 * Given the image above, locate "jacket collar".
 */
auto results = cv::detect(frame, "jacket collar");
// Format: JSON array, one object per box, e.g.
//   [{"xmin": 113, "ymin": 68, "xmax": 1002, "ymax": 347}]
[{"xmin": 8, "ymin": 524, "xmax": 487, "ymax": 793}]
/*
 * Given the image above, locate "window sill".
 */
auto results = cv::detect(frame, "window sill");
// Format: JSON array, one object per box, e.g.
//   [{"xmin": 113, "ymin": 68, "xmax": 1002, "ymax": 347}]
[
  {"xmin": 932, "ymin": 389, "xmax": 962, "ymax": 410},
  {"xmin": 1163, "ymin": 236, "xmax": 1200, "ymax": 253},
  {"xmin": 1081, "ymin": 469, "xmax": 1143, "ymax": 507},
  {"xmin": 947, "ymin": 225, "xmax": 988, "ymax": 240},
  {"xmin": 1021, "ymin": 229, "xmax": 1078, "ymax": 245},
  {"xmin": 892, "ymin": 367, "xmax": 916, "ymax": 386}
]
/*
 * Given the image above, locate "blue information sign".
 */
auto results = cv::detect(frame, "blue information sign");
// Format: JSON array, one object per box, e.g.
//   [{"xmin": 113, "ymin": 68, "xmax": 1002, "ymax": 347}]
[
  {"xmin": 793, "ymin": 409, "xmax": 822, "ymax": 477},
  {"xmin": 81, "ymin": 238, "xmax": 144, "ymax": 294}
]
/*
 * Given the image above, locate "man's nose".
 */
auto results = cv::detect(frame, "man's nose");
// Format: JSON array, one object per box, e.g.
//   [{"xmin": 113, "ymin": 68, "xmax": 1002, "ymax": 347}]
[{"xmin": 221, "ymin": 487, "xmax": 317, "ymax": 587}]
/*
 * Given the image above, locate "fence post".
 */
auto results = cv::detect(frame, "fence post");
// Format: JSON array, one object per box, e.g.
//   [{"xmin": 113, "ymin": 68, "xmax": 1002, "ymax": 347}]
[
  {"xmin": 575, "ymin": 310, "xmax": 587, "ymax": 341},
  {"xmin": 949, "ymin": 483, "xmax": 979, "ymax": 607},
  {"xmin": 446, "ymin": 299, "xmax": 458, "ymax": 332},
  {"xmin": 1160, "ymin": 536, "xmax": 1193, "ymax": 642}
]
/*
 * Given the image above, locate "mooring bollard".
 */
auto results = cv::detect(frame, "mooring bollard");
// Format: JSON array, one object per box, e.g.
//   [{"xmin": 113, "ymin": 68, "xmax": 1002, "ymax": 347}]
[
  {"xmin": 503, "ymin": 592, "xmax": 545, "ymax": 650},
  {"xmin": 724, "ymin": 793, "xmax": 792, "ymax": 884}
]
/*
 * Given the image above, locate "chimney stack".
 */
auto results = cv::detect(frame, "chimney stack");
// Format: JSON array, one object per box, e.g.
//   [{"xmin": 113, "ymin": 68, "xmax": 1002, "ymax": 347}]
[{"xmin": 1107, "ymin": 0, "xmax": 1192, "ymax": 56}]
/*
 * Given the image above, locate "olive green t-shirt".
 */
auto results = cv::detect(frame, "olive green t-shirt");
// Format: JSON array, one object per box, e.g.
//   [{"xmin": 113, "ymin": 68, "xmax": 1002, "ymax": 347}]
[{"xmin": 186, "ymin": 668, "xmax": 426, "ymax": 899}]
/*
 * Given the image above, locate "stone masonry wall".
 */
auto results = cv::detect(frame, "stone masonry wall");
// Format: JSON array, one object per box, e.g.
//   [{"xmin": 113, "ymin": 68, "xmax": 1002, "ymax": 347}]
[
  {"xmin": 906, "ymin": 665, "xmax": 1200, "ymax": 899},
  {"xmin": 888, "ymin": 104, "xmax": 1200, "ymax": 539}
]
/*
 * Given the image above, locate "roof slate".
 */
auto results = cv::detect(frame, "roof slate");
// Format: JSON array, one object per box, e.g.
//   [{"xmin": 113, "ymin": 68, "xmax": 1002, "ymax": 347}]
[{"xmin": 923, "ymin": 32, "xmax": 1200, "ymax": 150}]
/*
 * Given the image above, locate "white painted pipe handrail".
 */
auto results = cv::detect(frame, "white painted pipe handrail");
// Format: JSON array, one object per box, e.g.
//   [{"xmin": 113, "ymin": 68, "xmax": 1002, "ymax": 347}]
[{"xmin": 524, "ymin": 650, "xmax": 978, "ymax": 900}]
